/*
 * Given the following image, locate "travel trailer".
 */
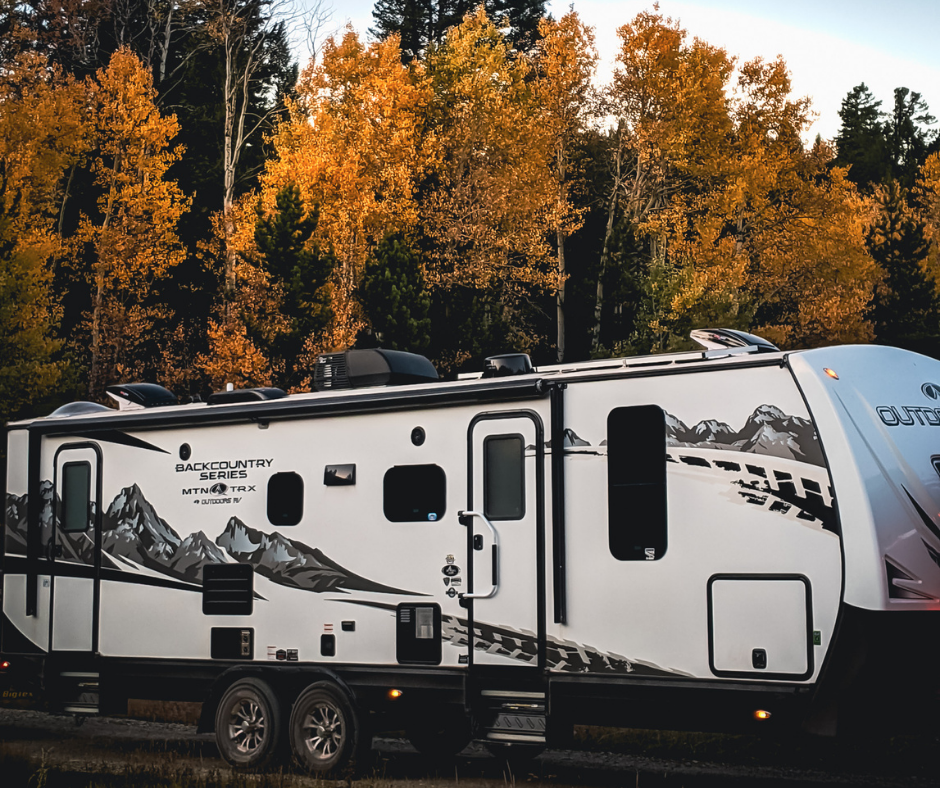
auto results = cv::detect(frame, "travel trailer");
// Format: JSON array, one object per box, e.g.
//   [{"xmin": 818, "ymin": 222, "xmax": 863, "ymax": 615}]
[{"xmin": 3, "ymin": 329, "xmax": 940, "ymax": 772}]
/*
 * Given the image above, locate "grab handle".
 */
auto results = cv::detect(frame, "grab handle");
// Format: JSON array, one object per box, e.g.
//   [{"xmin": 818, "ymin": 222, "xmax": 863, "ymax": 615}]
[{"xmin": 457, "ymin": 510, "xmax": 499, "ymax": 599}]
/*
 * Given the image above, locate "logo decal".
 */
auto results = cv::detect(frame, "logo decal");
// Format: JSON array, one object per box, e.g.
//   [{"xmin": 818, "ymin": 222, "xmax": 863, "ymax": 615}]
[
  {"xmin": 923, "ymin": 383, "xmax": 940, "ymax": 400},
  {"xmin": 209, "ymin": 483, "xmax": 228, "ymax": 495}
]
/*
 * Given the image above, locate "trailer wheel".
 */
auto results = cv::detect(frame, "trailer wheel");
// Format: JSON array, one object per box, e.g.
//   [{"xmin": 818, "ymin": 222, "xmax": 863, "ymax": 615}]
[
  {"xmin": 214, "ymin": 678, "xmax": 284, "ymax": 769},
  {"xmin": 289, "ymin": 681, "xmax": 365, "ymax": 774}
]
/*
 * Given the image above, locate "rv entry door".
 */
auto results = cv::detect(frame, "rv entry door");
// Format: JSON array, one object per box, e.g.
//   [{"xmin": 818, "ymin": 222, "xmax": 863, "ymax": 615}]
[
  {"xmin": 464, "ymin": 412, "xmax": 544, "ymax": 668},
  {"xmin": 49, "ymin": 444, "xmax": 101, "ymax": 652}
]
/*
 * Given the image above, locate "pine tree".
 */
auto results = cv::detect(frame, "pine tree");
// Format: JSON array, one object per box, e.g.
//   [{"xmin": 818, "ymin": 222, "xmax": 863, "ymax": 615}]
[
  {"xmin": 255, "ymin": 184, "xmax": 335, "ymax": 382},
  {"xmin": 886, "ymin": 88, "xmax": 938, "ymax": 189},
  {"xmin": 833, "ymin": 83, "xmax": 889, "ymax": 189},
  {"xmin": 867, "ymin": 179, "xmax": 940, "ymax": 356},
  {"xmin": 371, "ymin": 0, "xmax": 546, "ymax": 61},
  {"xmin": 359, "ymin": 234, "xmax": 431, "ymax": 354}
]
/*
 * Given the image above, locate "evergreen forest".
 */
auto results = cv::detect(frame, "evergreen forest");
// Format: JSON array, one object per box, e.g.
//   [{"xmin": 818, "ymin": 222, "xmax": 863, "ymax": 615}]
[{"xmin": 2, "ymin": 0, "xmax": 940, "ymax": 435}]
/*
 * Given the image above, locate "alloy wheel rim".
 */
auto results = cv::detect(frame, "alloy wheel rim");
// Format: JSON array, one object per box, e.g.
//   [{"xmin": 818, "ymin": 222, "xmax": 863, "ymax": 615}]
[
  {"xmin": 229, "ymin": 698, "xmax": 266, "ymax": 754},
  {"xmin": 302, "ymin": 702, "xmax": 344, "ymax": 761}
]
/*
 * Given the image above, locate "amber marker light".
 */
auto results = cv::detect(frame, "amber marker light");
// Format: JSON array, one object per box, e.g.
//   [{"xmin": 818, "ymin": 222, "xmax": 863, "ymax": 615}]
[
  {"xmin": 824, "ymin": 368, "xmax": 839, "ymax": 380},
  {"xmin": 754, "ymin": 710, "xmax": 772, "ymax": 721},
  {"xmin": 388, "ymin": 689, "xmax": 403, "ymax": 700}
]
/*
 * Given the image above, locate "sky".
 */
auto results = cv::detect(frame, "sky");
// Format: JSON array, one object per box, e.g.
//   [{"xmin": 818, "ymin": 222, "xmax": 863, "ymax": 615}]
[{"xmin": 301, "ymin": 0, "xmax": 940, "ymax": 142}]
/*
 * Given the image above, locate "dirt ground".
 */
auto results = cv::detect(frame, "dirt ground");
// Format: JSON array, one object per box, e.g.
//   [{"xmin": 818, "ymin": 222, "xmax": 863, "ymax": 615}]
[{"xmin": 1, "ymin": 706, "xmax": 940, "ymax": 788}]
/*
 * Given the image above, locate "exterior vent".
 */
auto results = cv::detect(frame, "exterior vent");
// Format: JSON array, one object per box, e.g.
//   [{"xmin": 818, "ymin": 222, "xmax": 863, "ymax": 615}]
[
  {"xmin": 482, "ymin": 353, "xmax": 534, "ymax": 378},
  {"xmin": 314, "ymin": 349, "xmax": 439, "ymax": 391},
  {"xmin": 690, "ymin": 329, "xmax": 779, "ymax": 353},
  {"xmin": 105, "ymin": 383, "xmax": 178, "ymax": 410},
  {"xmin": 314, "ymin": 352, "xmax": 351, "ymax": 391},
  {"xmin": 206, "ymin": 387, "xmax": 287, "ymax": 405},
  {"xmin": 203, "ymin": 564, "xmax": 254, "ymax": 615}
]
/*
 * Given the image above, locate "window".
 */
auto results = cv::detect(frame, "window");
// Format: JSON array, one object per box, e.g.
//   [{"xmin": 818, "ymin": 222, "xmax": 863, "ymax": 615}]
[
  {"xmin": 607, "ymin": 405, "xmax": 667, "ymax": 561},
  {"xmin": 61, "ymin": 462, "xmax": 91, "ymax": 533},
  {"xmin": 267, "ymin": 472, "xmax": 304, "ymax": 525},
  {"xmin": 384, "ymin": 464, "xmax": 446, "ymax": 522},
  {"xmin": 484, "ymin": 435, "xmax": 525, "ymax": 520}
]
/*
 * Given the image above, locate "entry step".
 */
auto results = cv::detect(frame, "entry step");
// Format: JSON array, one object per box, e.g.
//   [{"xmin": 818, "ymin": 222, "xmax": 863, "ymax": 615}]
[
  {"xmin": 57, "ymin": 672, "xmax": 100, "ymax": 715},
  {"xmin": 478, "ymin": 689, "xmax": 547, "ymax": 744}
]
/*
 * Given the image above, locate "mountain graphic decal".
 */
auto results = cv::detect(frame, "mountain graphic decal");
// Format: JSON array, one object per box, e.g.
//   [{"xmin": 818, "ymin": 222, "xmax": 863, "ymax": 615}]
[
  {"xmin": 5, "ymin": 481, "xmax": 103, "ymax": 565},
  {"xmin": 665, "ymin": 404, "xmax": 824, "ymax": 467},
  {"xmin": 102, "ymin": 483, "xmax": 182, "ymax": 568},
  {"xmin": 216, "ymin": 517, "xmax": 417, "ymax": 595},
  {"xmin": 6, "ymin": 483, "xmax": 418, "ymax": 596}
]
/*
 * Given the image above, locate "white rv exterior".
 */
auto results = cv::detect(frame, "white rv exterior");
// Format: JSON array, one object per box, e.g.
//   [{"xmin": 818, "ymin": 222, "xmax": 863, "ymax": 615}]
[{"xmin": 3, "ymin": 336, "xmax": 940, "ymax": 771}]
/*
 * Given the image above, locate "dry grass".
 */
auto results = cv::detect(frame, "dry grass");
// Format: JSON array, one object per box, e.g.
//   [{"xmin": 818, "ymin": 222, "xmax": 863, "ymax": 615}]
[{"xmin": 126, "ymin": 699, "xmax": 202, "ymax": 725}]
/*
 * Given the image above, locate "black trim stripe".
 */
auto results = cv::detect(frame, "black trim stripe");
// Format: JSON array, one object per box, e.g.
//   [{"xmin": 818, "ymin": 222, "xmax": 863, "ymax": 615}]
[
  {"xmin": 903, "ymin": 487, "xmax": 940, "ymax": 543},
  {"xmin": 75, "ymin": 430, "xmax": 169, "ymax": 454},
  {"xmin": 100, "ymin": 568, "xmax": 201, "ymax": 593}
]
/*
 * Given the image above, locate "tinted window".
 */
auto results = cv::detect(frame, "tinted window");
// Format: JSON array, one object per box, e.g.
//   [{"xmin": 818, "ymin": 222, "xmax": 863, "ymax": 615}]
[
  {"xmin": 267, "ymin": 472, "xmax": 304, "ymax": 525},
  {"xmin": 61, "ymin": 462, "xmax": 91, "ymax": 533},
  {"xmin": 484, "ymin": 435, "xmax": 525, "ymax": 520},
  {"xmin": 607, "ymin": 405, "xmax": 667, "ymax": 561},
  {"xmin": 384, "ymin": 465, "xmax": 446, "ymax": 522}
]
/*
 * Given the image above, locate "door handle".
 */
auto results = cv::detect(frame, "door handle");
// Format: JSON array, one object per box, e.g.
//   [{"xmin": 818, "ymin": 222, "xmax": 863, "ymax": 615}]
[{"xmin": 457, "ymin": 510, "xmax": 499, "ymax": 600}]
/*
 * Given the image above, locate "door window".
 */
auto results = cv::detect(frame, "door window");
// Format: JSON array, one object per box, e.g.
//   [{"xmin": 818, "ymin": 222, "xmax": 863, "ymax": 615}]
[
  {"xmin": 484, "ymin": 434, "xmax": 525, "ymax": 520},
  {"xmin": 61, "ymin": 462, "xmax": 91, "ymax": 533}
]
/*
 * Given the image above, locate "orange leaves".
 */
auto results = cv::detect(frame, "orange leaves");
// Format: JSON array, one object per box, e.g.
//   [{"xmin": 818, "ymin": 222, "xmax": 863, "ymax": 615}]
[
  {"xmin": 73, "ymin": 48, "xmax": 190, "ymax": 395},
  {"xmin": 265, "ymin": 30, "xmax": 429, "ymax": 350},
  {"xmin": 421, "ymin": 7, "xmax": 555, "ymax": 292},
  {"xmin": 607, "ymin": 9, "xmax": 876, "ymax": 350},
  {"xmin": 197, "ymin": 317, "xmax": 280, "ymax": 392}
]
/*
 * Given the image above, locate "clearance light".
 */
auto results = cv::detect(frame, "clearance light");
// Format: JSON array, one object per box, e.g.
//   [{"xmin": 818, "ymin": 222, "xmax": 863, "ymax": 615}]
[
  {"xmin": 754, "ymin": 710, "xmax": 772, "ymax": 721},
  {"xmin": 824, "ymin": 368, "xmax": 839, "ymax": 380},
  {"xmin": 388, "ymin": 689, "xmax": 403, "ymax": 700},
  {"xmin": 0, "ymin": 661, "xmax": 9, "ymax": 670}
]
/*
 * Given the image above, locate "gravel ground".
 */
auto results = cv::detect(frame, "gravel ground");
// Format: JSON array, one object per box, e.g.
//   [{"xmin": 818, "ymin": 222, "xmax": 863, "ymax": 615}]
[{"xmin": 1, "ymin": 707, "xmax": 939, "ymax": 787}]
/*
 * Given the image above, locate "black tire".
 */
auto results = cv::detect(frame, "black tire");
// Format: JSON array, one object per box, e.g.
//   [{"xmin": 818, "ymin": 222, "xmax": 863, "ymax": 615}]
[
  {"xmin": 407, "ymin": 711, "xmax": 472, "ymax": 758},
  {"xmin": 214, "ymin": 678, "xmax": 284, "ymax": 769},
  {"xmin": 289, "ymin": 681, "xmax": 367, "ymax": 774}
]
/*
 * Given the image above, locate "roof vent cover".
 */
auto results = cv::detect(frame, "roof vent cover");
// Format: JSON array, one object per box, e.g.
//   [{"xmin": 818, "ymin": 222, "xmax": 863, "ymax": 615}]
[
  {"xmin": 105, "ymin": 383, "xmax": 178, "ymax": 410},
  {"xmin": 482, "ymin": 353, "xmax": 534, "ymax": 378},
  {"xmin": 206, "ymin": 387, "xmax": 287, "ymax": 405},
  {"xmin": 314, "ymin": 349, "xmax": 439, "ymax": 391}
]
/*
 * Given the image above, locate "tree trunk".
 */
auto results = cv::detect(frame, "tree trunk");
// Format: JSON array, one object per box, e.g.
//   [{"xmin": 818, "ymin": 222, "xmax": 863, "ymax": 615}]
[
  {"xmin": 90, "ymin": 159, "xmax": 120, "ymax": 399},
  {"xmin": 223, "ymin": 32, "xmax": 237, "ymax": 302},
  {"xmin": 591, "ymin": 146, "xmax": 623, "ymax": 355}
]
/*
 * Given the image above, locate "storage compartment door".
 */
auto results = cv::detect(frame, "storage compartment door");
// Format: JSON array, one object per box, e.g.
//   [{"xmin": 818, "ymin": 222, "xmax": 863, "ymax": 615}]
[{"xmin": 708, "ymin": 575, "xmax": 812, "ymax": 680}]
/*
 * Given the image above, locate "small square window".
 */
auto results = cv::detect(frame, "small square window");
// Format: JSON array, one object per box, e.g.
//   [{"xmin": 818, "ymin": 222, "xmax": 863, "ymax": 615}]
[{"xmin": 384, "ymin": 465, "xmax": 446, "ymax": 522}]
